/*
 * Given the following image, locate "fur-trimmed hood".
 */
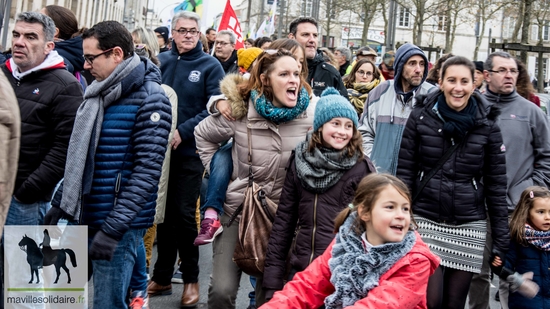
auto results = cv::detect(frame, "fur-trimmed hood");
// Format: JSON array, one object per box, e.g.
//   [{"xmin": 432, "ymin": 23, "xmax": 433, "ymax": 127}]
[{"xmin": 219, "ymin": 73, "xmax": 249, "ymax": 120}]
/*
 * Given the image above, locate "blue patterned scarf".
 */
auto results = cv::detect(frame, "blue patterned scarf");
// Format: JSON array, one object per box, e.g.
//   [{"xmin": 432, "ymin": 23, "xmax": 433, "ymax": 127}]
[
  {"xmin": 325, "ymin": 212, "xmax": 416, "ymax": 309},
  {"xmin": 525, "ymin": 223, "xmax": 550, "ymax": 251},
  {"xmin": 250, "ymin": 87, "xmax": 310, "ymax": 124}
]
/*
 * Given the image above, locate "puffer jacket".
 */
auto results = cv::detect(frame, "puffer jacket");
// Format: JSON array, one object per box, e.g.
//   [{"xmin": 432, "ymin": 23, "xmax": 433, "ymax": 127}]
[
  {"xmin": 260, "ymin": 232, "xmax": 440, "ymax": 309},
  {"xmin": 263, "ymin": 156, "xmax": 376, "ymax": 298},
  {"xmin": 194, "ymin": 74, "xmax": 317, "ymax": 220},
  {"xmin": 0, "ymin": 69, "xmax": 20, "ymax": 236},
  {"xmin": 505, "ymin": 239, "xmax": 550, "ymax": 309},
  {"xmin": 307, "ymin": 51, "xmax": 348, "ymax": 98},
  {"xmin": 396, "ymin": 90, "xmax": 509, "ymax": 254},
  {"xmin": 82, "ymin": 58, "xmax": 172, "ymax": 239},
  {"xmin": 1, "ymin": 56, "xmax": 83, "ymax": 204}
]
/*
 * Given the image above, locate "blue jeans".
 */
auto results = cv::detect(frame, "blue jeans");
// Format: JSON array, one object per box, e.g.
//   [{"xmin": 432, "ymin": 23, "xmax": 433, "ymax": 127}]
[
  {"xmin": 249, "ymin": 276, "xmax": 256, "ymax": 306},
  {"xmin": 201, "ymin": 142, "xmax": 233, "ymax": 215},
  {"xmin": 90, "ymin": 228, "xmax": 146, "ymax": 308},
  {"xmin": 129, "ymin": 236, "xmax": 148, "ymax": 292},
  {"xmin": 5, "ymin": 196, "xmax": 49, "ymax": 226}
]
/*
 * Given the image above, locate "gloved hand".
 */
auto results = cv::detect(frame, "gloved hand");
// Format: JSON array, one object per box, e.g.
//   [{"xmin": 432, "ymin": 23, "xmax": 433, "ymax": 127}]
[
  {"xmin": 44, "ymin": 207, "xmax": 69, "ymax": 226},
  {"xmin": 89, "ymin": 230, "xmax": 119, "ymax": 261},
  {"xmin": 507, "ymin": 271, "xmax": 539, "ymax": 299}
]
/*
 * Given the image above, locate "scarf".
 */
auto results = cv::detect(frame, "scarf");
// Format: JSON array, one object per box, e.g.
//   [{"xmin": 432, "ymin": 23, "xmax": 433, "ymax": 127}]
[
  {"xmin": 437, "ymin": 93, "xmax": 477, "ymax": 141},
  {"xmin": 294, "ymin": 134, "xmax": 359, "ymax": 194},
  {"xmin": 325, "ymin": 212, "xmax": 416, "ymax": 309},
  {"xmin": 59, "ymin": 54, "xmax": 141, "ymax": 220},
  {"xmin": 524, "ymin": 223, "xmax": 550, "ymax": 251},
  {"xmin": 347, "ymin": 79, "xmax": 381, "ymax": 115},
  {"xmin": 8, "ymin": 50, "xmax": 65, "ymax": 80},
  {"xmin": 251, "ymin": 87, "xmax": 310, "ymax": 124},
  {"xmin": 219, "ymin": 50, "xmax": 238, "ymax": 73}
]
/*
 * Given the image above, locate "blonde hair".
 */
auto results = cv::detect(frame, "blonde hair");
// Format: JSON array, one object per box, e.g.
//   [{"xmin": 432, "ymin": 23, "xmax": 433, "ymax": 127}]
[{"xmin": 510, "ymin": 186, "xmax": 550, "ymax": 245}]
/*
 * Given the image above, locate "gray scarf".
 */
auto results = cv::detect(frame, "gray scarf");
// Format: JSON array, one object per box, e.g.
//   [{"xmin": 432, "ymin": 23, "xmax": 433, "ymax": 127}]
[
  {"xmin": 294, "ymin": 133, "xmax": 359, "ymax": 194},
  {"xmin": 59, "ymin": 54, "xmax": 141, "ymax": 220},
  {"xmin": 325, "ymin": 212, "xmax": 416, "ymax": 309}
]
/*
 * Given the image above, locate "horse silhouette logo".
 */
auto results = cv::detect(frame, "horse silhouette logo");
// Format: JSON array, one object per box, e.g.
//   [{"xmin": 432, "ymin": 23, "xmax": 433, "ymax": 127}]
[{"xmin": 18, "ymin": 229, "xmax": 78, "ymax": 284}]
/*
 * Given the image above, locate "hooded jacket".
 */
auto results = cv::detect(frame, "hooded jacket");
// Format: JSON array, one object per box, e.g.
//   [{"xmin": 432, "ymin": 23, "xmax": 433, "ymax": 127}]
[
  {"xmin": 0, "ymin": 69, "xmax": 20, "ymax": 236},
  {"xmin": 396, "ymin": 90, "xmax": 509, "ymax": 254},
  {"xmin": 261, "ymin": 232, "xmax": 440, "ymax": 309},
  {"xmin": 1, "ymin": 52, "xmax": 83, "ymax": 203},
  {"xmin": 158, "ymin": 40, "xmax": 225, "ymax": 158},
  {"xmin": 358, "ymin": 43, "xmax": 436, "ymax": 175},
  {"xmin": 307, "ymin": 51, "xmax": 348, "ymax": 98},
  {"xmin": 194, "ymin": 74, "xmax": 317, "ymax": 221},
  {"xmin": 484, "ymin": 88, "xmax": 550, "ymax": 212}
]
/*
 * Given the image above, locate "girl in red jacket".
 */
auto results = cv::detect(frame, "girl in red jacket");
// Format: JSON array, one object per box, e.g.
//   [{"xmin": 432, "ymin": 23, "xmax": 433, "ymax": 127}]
[{"xmin": 261, "ymin": 173, "xmax": 440, "ymax": 309}]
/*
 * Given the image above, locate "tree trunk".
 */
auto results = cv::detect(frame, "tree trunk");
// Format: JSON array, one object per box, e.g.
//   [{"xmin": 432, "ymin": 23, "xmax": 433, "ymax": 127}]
[
  {"xmin": 473, "ymin": 15, "xmax": 487, "ymax": 61},
  {"xmin": 520, "ymin": 0, "xmax": 532, "ymax": 63},
  {"xmin": 413, "ymin": 1, "xmax": 425, "ymax": 45},
  {"xmin": 444, "ymin": 8, "xmax": 452, "ymax": 52},
  {"xmin": 512, "ymin": 1, "xmax": 524, "ymax": 41},
  {"xmin": 381, "ymin": 1, "xmax": 389, "ymax": 47}
]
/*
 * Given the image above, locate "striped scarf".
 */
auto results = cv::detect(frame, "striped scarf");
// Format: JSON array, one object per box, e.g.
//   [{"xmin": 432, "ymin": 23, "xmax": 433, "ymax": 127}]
[{"xmin": 525, "ymin": 223, "xmax": 550, "ymax": 251}]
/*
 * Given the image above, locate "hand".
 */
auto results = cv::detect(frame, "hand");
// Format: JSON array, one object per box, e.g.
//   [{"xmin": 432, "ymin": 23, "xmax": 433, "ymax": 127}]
[
  {"xmin": 44, "ymin": 207, "xmax": 68, "ymax": 226},
  {"xmin": 491, "ymin": 255, "xmax": 502, "ymax": 267},
  {"xmin": 171, "ymin": 130, "xmax": 182, "ymax": 150},
  {"xmin": 217, "ymin": 100, "xmax": 234, "ymax": 121},
  {"xmin": 507, "ymin": 271, "xmax": 540, "ymax": 299},
  {"xmin": 89, "ymin": 230, "xmax": 119, "ymax": 261}
]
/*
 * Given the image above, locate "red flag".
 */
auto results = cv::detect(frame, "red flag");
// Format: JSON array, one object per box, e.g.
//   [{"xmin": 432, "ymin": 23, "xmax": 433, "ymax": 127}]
[{"xmin": 218, "ymin": 0, "xmax": 244, "ymax": 49}]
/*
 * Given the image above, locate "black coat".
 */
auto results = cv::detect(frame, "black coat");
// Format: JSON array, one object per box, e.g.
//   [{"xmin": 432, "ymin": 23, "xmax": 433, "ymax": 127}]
[
  {"xmin": 307, "ymin": 52, "xmax": 348, "ymax": 98},
  {"xmin": 263, "ymin": 156, "xmax": 376, "ymax": 297},
  {"xmin": 1, "ymin": 64, "xmax": 83, "ymax": 203},
  {"xmin": 396, "ymin": 90, "xmax": 509, "ymax": 254}
]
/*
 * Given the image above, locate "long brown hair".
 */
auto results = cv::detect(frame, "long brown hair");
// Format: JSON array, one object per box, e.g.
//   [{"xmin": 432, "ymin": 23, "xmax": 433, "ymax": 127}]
[
  {"xmin": 510, "ymin": 186, "xmax": 550, "ymax": 245},
  {"xmin": 333, "ymin": 174, "xmax": 416, "ymax": 234},
  {"xmin": 239, "ymin": 49, "xmax": 312, "ymax": 102},
  {"xmin": 43, "ymin": 5, "xmax": 79, "ymax": 40},
  {"xmin": 345, "ymin": 58, "xmax": 381, "ymax": 88},
  {"xmin": 426, "ymin": 53, "xmax": 455, "ymax": 85},
  {"xmin": 515, "ymin": 59, "xmax": 536, "ymax": 101}
]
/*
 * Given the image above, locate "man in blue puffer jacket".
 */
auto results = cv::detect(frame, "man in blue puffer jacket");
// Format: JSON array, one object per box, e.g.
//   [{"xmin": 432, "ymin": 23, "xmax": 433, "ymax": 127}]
[{"xmin": 45, "ymin": 21, "xmax": 172, "ymax": 309}]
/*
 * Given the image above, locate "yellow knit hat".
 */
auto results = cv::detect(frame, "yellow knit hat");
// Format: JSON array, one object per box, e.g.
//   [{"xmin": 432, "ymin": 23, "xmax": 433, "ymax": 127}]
[{"xmin": 237, "ymin": 47, "xmax": 263, "ymax": 71}]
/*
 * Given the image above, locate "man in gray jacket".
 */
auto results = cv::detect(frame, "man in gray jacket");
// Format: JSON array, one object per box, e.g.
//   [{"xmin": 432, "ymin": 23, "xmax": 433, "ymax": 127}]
[
  {"xmin": 468, "ymin": 51, "xmax": 550, "ymax": 309},
  {"xmin": 358, "ymin": 43, "xmax": 436, "ymax": 175}
]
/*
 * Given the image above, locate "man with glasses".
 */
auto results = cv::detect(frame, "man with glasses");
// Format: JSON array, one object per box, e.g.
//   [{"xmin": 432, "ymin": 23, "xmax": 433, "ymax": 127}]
[
  {"xmin": 0, "ymin": 11, "xmax": 82, "ymax": 227},
  {"xmin": 358, "ymin": 43, "xmax": 435, "ymax": 175},
  {"xmin": 468, "ymin": 51, "xmax": 550, "ymax": 309},
  {"xmin": 147, "ymin": 11, "xmax": 224, "ymax": 308},
  {"xmin": 214, "ymin": 30, "xmax": 238, "ymax": 74},
  {"xmin": 45, "ymin": 19, "xmax": 172, "ymax": 308}
]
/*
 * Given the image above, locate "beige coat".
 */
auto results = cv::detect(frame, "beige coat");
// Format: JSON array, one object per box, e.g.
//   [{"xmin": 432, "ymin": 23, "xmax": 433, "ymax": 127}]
[
  {"xmin": 154, "ymin": 84, "xmax": 178, "ymax": 224},
  {"xmin": 194, "ymin": 74, "xmax": 316, "ymax": 221},
  {"xmin": 0, "ymin": 69, "xmax": 20, "ymax": 235}
]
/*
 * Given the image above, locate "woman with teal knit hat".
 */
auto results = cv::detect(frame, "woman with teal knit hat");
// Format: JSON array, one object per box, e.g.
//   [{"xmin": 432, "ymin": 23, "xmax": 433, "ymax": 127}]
[{"xmin": 262, "ymin": 87, "xmax": 376, "ymax": 302}]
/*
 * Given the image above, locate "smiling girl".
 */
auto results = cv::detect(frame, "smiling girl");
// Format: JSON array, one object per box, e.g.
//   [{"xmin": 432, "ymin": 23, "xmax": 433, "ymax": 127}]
[
  {"xmin": 261, "ymin": 173, "xmax": 440, "ymax": 309},
  {"xmin": 504, "ymin": 186, "xmax": 550, "ymax": 308},
  {"xmin": 262, "ymin": 87, "xmax": 376, "ymax": 301},
  {"xmin": 397, "ymin": 55, "xmax": 510, "ymax": 309}
]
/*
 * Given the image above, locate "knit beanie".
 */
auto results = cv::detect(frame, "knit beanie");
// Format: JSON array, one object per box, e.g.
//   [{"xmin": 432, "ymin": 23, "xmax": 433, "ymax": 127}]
[
  {"xmin": 237, "ymin": 47, "xmax": 263, "ymax": 71},
  {"xmin": 474, "ymin": 61, "xmax": 484, "ymax": 73},
  {"xmin": 154, "ymin": 26, "xmax": 169, "ymax": 44},
  {"xmin": 314, "ymin": 87, "xmax": 358, "ymax": 131}
]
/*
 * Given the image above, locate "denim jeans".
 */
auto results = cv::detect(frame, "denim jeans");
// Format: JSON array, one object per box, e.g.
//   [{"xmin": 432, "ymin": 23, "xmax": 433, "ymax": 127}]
[
  {"xmin": 5, "ymin": 196, "xmax": 49, "ymax": 226},
  {"xmin": 90, "ymin": 228, "xmax": 146, "ymax": 309},
  {"xmin": 201, "ymin": 142, "xmax": 233, "ymax": 216},
  {"xmin": 129, "ymin": 233, "xmax": 148, "ymax": 292},
  {"xmin": 153, "ymin": 155, "xmax": 203, "ymax": 285}
]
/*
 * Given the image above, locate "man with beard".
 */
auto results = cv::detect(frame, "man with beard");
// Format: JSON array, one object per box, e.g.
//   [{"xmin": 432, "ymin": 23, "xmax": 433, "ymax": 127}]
[
  {"xmin": 358, "ymin": 43, "xmax": 436, "ymax": 175},
  {"xmin": 288, "ymin": 17, "xmax": 347, "ymax": 97}
]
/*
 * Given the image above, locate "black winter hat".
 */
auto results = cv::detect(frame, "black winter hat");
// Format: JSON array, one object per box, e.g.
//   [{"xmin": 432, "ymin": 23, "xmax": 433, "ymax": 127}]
[
  {"xmin": 154, "ymin": 26, "xmax": 169, "ymax": 44},
  {"xmin": 473, "ymin": 61, "xmax": 484, "ymax": 73}
]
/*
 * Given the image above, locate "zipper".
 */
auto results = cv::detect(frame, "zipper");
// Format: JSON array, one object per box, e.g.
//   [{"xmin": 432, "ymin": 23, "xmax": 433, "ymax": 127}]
[
  {"xmin": 308, "ymin": 194, "xmax": 319, "ymax": 265},
  {"xmin": 472, "ymin": 178, "xmax": 478, "ymax": 190},
  {"xmin": 114, "ymin": 172, "xmax": 122, "ymax": 206}
]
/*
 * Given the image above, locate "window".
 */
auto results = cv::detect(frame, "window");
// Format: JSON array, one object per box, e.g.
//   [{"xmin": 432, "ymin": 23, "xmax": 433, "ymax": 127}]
[
  {"xmin": 302, "ymin": 0, "xmax": 312, "ymax": 16},
  {"xmin": 532, "ymin": 22, "xmax": 550, "ymax": 41},
  {"xmin": 535, "ymin": 57, "xmax": 548, "ymax": 80},
  {"xmin": 503, "ymin": 17, "xmax": 516, "ymax": 39},
  {"xmin": 437, "ymin": 15, "xmax": 447, "ymax": 31},
  {"xmin": 398, "ymin": 6, "xmax": 411, "ymax": 28}
]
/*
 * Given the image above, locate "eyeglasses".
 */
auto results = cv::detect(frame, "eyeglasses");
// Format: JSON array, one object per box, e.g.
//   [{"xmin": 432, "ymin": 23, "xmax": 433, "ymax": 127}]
[
  {"xmin": 83, "ymin": 48, "xmax": 114, "ymax": 65},
  {"xmin": 357, "ymin": 70, "xmax": 373, "ymax": 77},
  {"xmin": 215, "ymin": 41, "xmax": 231, "ymax": 47},
  {"xmin": 488, "ymin": 68, "xmax": 519, "ymax": 76},
  {"xmin": 172, "ymin": 28, "xmax": 199, "ymax": 36}
]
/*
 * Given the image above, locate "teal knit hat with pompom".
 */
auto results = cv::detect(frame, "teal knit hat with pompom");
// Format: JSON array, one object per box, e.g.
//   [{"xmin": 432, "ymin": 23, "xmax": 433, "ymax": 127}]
[{"xmin": 313, "ymin": 87, "xmax": 358, "ymax": 131}]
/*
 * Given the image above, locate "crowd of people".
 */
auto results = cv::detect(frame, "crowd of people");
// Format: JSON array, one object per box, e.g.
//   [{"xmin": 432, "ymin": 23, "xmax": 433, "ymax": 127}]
[{"xmin": 0, "ymin": 6, "xmax": 549, "ymax": 309}]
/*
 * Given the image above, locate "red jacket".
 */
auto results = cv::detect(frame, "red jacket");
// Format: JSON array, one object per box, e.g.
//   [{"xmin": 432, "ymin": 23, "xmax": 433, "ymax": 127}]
[{"xmin": 260, "ymin": 231, "xmax": 440, "ymax": 309}]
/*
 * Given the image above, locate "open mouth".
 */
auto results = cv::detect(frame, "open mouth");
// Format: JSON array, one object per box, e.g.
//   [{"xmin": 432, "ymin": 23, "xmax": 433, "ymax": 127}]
[
  {"xmin": 451, "ymin": 93, "xmax": 466, "ymax": 98},
  {"xmin": 390, "ymin": 225, "xmax": 404, "ymax": 232},
  {"xmin": 286, "ymin": 87, "xmax": 298, "ymax": 100}
]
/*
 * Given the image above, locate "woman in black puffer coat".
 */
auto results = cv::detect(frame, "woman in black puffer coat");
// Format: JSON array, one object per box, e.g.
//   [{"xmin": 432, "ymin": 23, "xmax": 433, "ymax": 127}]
[{"xmin": 396, "ymin": 56, "xmax": 509, "ymax": 309}]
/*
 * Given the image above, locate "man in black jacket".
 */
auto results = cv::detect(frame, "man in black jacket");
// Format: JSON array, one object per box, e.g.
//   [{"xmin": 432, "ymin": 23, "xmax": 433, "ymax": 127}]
[
  {"xmin": 214, "ymin": 30, "xmax": 238, "ymax": 74},
  {"xmin": 1, "ymin": 11, "xmax": 82, "ymax": 226},
  {"xmin": 288, "ymin": 17, "xmax": 347, "ymax": 97}
]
